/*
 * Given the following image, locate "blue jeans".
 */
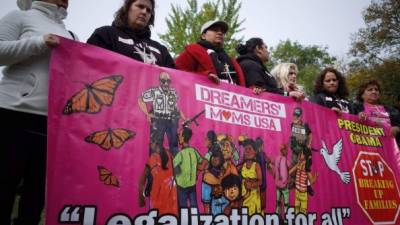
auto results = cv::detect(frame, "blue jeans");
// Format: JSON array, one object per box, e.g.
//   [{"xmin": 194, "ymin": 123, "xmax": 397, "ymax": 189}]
[{"xmin": 177, "ymin": 185, "xmax": 198, "ymax": 208}]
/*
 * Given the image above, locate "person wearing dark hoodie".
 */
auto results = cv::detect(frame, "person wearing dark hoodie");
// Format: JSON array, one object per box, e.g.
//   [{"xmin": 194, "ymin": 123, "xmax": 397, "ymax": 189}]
[
  {"xmin": 236, "ymin": 38, "xmax": 304, "ymax": 100},
  {"xmin": 87, "ymin": 0, "xmax": 174, "ymax": 68},
  {"xmin": 175, "ymin": 20, "xmax": 245, "ymax": 86}
]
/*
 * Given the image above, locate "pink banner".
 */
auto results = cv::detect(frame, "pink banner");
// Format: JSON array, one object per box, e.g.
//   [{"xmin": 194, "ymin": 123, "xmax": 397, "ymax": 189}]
[{"xmin": 47, "ymin": 38, "xmax": 400, "ymax": 225}]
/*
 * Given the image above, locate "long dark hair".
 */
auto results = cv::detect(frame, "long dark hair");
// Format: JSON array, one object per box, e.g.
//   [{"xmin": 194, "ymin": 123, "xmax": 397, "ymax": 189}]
[
  {"xmin": 208, "ymin": 150, "xmax": 225, "ymax": 177},
  {"xmin": 113, "ymin": 0, "xmax": 155, "ymax": 28},
  {"xmin": 313, "ymin": 67, "xmax": 349, "ymax": 98},
  {"xmin": 236, "ymin": 37, "xmax": 264, "ymax": 55},
  {"xmin": 151, "ymin": 143, "xmax": 169, "ymax": 170},
  {"xmin": 221, "ymin": 174, "xmax": 242, "ymax": 200}
]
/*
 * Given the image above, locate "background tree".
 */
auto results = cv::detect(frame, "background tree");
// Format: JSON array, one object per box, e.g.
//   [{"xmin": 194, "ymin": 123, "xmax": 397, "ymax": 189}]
[
  {"xmin": 269, "ymin": 39, "xmax": 337, "ymax": 94},
  {"xmin": 349, "ymin": 0, "xmax": 400, "ymax": 64},
  {"xmin": 159, "ymin": 0, "xmax": 244, "ymax": 57},
  {"xmin": 348, "ymin": 0, "xmax": 400, "ymax": 108}
]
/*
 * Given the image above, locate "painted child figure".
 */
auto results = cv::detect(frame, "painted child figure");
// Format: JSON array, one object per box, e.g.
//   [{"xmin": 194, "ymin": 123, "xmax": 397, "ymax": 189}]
[
  {"xmin": 138, "ymin": 143, "xmax": 178, "ymax": 215},
  {"xmin": 254, "ymin": 137, "xmax": 272, "ymax": 211},
  {"xmin": 220, "ymin": 135, "xmax": 239, "ymax": 177},
  {"xmin": 202, "ymin": 150, "xmax": 229, "ymax": 215},
  {"xmin": 239, "ymin": 139, "xmax": 263, "ymax": 215},
  {"xmin": 221, "ymin": 174, "xmax": 243, "ymax": 215},
  {"xmin": 204, "ymin": 130, "xmax": 219, "ymax": 161},
  {"xmin": 273, "ymin": 144, "xmax": 290, "ymax": 220},
  {"xmin": 289, "ymin": 151, "xmax": 317, "ymax": 214},
  {"xmin": 173, "ymin": 127, "xmax": 206, "ymax": 208}
]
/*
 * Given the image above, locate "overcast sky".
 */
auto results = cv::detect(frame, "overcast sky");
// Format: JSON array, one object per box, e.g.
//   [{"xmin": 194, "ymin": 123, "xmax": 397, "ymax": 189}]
[{"xmin": 1, "ymin": 0, "xmax": 371, "ymax": 58}]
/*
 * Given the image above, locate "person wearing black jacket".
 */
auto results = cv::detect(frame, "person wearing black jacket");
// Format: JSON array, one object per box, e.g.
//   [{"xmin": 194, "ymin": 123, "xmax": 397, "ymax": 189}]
[
  {"xmin": 236, "ymin": 38, "xmax": 303, "ymax": 100},
  {"xmin": 87, "ymin": 0, "xmax": 174, "ymax": 68},
  {"xmin": 353, "ymin": 80, "xmax": 400, "ymax": 146},
  {"xmin": 310, "ymin": 67, "xmax": 353, "ymax": 114}
]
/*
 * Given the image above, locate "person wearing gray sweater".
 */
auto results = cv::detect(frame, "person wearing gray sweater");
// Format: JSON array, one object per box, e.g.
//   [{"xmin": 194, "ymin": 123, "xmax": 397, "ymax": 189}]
[{"xmin": 0, "ymin": 0, "xmax": 76, "ymax": 224}]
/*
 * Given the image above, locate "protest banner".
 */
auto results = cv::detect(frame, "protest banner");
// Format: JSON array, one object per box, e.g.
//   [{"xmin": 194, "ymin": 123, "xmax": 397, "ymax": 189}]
[{"xmin": 46, "ymin": 38, "xmax": 400, "ymax": 225}]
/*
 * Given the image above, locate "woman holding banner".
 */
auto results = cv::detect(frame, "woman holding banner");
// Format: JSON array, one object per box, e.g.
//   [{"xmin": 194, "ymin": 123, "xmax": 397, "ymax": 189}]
[
  {"xmin": 310, "ymin": 67, "xmax": 353, "ymax": 114},
  {"xmin": 271, "ymin": 63, "xmax": 305, "ymax": 97},
  {"xmin": 236, "ymin": 38, "xmax": 304, "ymax": 100},
  {"xmin": 0, "ymin": 0, "xmax": 77, "ymax": 224},
  {"xmin": 87, "ymin": 0, "xmax": 174, "ymax": 68},
  {"xmin": 175, "ymin": 20, "xmax": 245, "ymax": 86},
  {"xmin": 354, "ymin": 80, "xmax": 400, "ymax": 146}
]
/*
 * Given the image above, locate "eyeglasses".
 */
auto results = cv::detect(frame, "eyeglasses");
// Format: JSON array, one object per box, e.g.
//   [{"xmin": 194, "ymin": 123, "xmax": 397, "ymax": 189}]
[
  {"xmin": 288, "ymin": 72, "xmax": 297, "ymax": 75},
  {"xmin": 160, "ymin": 79, "xmax": 171, "ymax": 84}
]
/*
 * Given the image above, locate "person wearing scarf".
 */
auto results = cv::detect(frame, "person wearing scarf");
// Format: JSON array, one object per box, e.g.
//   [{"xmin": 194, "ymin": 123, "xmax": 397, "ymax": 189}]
[
  {"xmin": 175, "ymin": 20, "xmax": 245, "ymax": 86},
  {"xmin": 87, "ymin": 0, "xmax": 174, "ymax": 68}
]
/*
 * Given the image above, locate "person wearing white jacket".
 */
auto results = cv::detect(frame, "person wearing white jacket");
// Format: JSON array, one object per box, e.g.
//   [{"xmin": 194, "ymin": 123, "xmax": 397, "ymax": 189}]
[{"xmin": 0, "ymin": 0, "xmax": 76, "ymax": 224}]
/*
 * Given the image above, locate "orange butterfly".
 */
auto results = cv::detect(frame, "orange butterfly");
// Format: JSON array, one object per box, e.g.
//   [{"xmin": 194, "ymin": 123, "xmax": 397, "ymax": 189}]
[
  {"xmin": 63, "ymin": 75, "xmax": 123, "ymax": 115},
  {"xmin": 85, "ymin": 128, "xmax": 135, "ymax": 150},
  {"xmin": 97, "ymin": 166, "xmax": 119, "ymax": 187}
]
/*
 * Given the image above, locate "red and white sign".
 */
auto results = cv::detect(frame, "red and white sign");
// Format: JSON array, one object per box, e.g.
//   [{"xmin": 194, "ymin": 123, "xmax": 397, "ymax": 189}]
[{"xmin": 353, "ymin": 151, "xmax": 400, "ymax": 224}]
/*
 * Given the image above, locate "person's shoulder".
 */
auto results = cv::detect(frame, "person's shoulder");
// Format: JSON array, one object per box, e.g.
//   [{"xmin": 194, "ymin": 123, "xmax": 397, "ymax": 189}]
[
  {"xmin": 2, "ymin": 9, "xmax": 25, "ymax": 21},
  {"xmin": 352, "ymin": 101, "xmax": 364, "ymax": 113},
  {"xmin": 90, "ymin": 25, "xmax": 117, "ymax": 35},
  {"xmin": 239, "ymin": 57, "xmax": 260, "ymax": 68},
  {"xmin": 183, "ymin": 146, "xmax": 197, "ymax": 152},
  {"xmin": 310, "ymin": 92, "xmax": 324, "ymax": 101},
  {"xmin": 147, "ymin": 38, "xmax": 168, "ymax": 50},
  {"xmin": 5, "ymin": 9, "xmax": 24, "ymax": 16},
  {"xmin": 87, "ymin": 26, "xmax": 114, "ymax": 41},
  {"xmin": 183, "ymin": 43, "xmax": 204, "ymax": 51},
  {"xmin": 237, "ymin": 54, "xmax": 257, "ymax": 64},
  {"xmin": 384, "ymin": 105, "xmax": 400, "ymax": 114},
  {"xmin": 144, "ymin": 86, "xmax": 158, "ymax": 92},
  {"xmin": 185, "ymin": 43, "xmax": 201, "ymax": 48}
]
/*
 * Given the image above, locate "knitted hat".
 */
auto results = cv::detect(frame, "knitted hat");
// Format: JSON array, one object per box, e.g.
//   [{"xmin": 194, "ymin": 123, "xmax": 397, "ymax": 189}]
[{"xmin": 17, "ymin": 0, "xmax": 34, "ymax": 10}]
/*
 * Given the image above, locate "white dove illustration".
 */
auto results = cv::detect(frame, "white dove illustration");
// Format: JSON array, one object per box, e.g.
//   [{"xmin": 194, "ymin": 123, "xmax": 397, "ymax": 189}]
[{"xmin": 320, "ymin": 139, "xmax": 351, "ymax": 184}]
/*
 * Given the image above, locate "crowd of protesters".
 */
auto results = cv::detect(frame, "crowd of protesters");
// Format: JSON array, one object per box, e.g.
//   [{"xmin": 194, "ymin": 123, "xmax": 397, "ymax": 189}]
[{"xmin": 0, "ymin": 0, "xmax": 399, "ymax": 224}]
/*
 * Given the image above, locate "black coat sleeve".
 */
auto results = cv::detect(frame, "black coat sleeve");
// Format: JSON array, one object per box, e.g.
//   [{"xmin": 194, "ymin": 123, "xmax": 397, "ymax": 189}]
[
  {"xmin": 86, "ymin": 26, "xmax": 115, "ymax": 52},
  {"xmin": 310, "ymin": 94, "xmax": 325, "ymax": 107},
  {"xmin": 386, "ymin": 106, "xmax": 400, "ymax": 127},
  {"xmin": 263, "ymin": 77, "xmax": 284, "ymax": 95},
  {"xmin": 240, "ymin": 60, "xmax": 283, "ymax": 94},
  {"xmin": 160, "ymin": 45, "xmax": 175, "ymax": 69}
]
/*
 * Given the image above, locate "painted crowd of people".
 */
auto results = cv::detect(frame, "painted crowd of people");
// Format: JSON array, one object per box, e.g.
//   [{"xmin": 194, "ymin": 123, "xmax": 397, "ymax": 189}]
[
  {"xmin": 139, "ymin": 128, "xmax": 270, "ymax": 216},
  {"xmin": 1, "ymin": 0, "xmax": 399, "ymax": 224},
  {"xmin": 138, "ymin": 124, "xmax": 320, "ymax": 220}
]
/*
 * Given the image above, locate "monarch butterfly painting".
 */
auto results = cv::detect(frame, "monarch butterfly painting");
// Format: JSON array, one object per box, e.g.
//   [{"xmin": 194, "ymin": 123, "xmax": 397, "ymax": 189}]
[
  {"xmin": 97, "ymin": 166, "xmax": 119, "ymax": 187},
  {"xmin": 63, "ymin": 75, "xmax": 123, "ymax": 115},
  {"xmin": 85, "ymin": 128, "xmax": 135, "ymax": 150}
]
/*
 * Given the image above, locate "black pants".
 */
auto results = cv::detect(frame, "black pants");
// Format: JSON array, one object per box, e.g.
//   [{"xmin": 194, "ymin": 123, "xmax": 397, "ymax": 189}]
[
  {"xmin": 0, "ymin": 108, "xmax": 47, "ymax": 225},
  {"xmin": 150, "ymin": 118, "xmax": 179, "ymax": 155}
]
